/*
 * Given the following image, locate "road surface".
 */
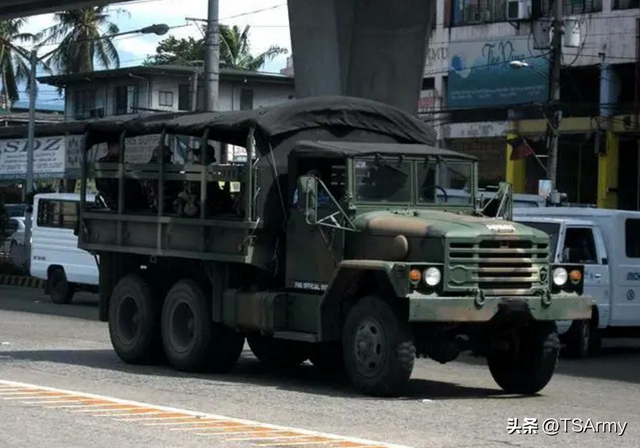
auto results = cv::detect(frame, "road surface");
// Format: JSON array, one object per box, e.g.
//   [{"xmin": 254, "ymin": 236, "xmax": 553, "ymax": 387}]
[{"xmin": 0, "ymin": 285, "xmax": 639, "ymax": 448}]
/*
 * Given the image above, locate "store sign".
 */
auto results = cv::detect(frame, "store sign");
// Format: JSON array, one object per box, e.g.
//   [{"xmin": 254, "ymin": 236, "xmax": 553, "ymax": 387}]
[
  {"xmin": 446, "ymin": 37, "xmax": 549, "ymax": 108},
  {"xmin": 418, "ymin": 89, "xmax": 439, "ymax": 114},
  {"xmin": 0, "ymin": 137, "xmax": 66, "ymax": 180},
  {"xmin": 0, "ymin": 133, "xmax": 186, "ymax": 180}
]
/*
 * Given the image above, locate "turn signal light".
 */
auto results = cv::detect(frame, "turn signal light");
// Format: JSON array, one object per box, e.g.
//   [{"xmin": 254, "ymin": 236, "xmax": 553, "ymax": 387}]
[
  {"xmin": 409, "ymin": 269, "xmax": 421, "ymax": 283},
  {"xmin": 569, "ymin": 270, "xmax": 582, "ymax": 284}
]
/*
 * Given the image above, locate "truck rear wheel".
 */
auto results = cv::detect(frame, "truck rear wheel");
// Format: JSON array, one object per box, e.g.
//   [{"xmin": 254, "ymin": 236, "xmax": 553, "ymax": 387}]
[
  {"xmin": 487, "ymin": 322, "xmax": 559, "ymax": 394},
  {"xmin": 342, "ymin": 296, "xmax": 416, "ymax": 397},
  {"xmin": 246, "ymin": 334, "xmax": 308, "ymax": 367},
  {"xmin": 108, "ymin": 274, "xmax": 162, "ymax": 364},
  {"xmin": 161, "ymin": 279, "xmax": 244, "ymax": 373}
]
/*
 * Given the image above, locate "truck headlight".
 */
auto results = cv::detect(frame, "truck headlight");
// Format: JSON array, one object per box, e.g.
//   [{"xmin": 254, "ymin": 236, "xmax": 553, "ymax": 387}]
[
  {"xmin": 423, "ymin": 267, "xmax": 441, "ymax": 287},
  {"xmin": 553, "ymin": 267, "xmax": 568, "ymax": 286}
]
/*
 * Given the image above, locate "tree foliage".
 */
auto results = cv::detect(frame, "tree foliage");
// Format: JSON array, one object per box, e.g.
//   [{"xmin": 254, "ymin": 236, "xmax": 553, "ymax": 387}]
[
  {"xmin": 145, "ymin": 24, "xmax": 288, "ymax": 71},
  {"xmin": 0, "ymin": 18, "xmax": 36, "ymax": 105},
  {"xmin": 35, "ymin": 6, "xmax": 127, "ymax": 76}
]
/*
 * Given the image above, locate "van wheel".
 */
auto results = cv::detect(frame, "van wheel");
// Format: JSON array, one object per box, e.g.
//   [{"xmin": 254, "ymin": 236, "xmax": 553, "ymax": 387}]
[
  {"xmin": 564, "ymin": 318, "xmax": 599, "ymax": 358},
  {"xmin": 161, "ymin": 279, "xmax": 245, "ymax": 373},
  {"xmin": 48, "ymin": 268, "xmax": 74, "ymax": 304},
  {"xmin": 108, "ymin": 274, "xmax": 162, "ymax": 364},
  {"xmin": 342, "ymin": 296, "xmax": 416, "ymax": 397}
]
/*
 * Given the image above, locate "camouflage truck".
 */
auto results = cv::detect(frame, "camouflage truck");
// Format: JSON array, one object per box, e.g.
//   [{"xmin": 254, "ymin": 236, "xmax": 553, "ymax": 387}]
[{"xmin": 56, "ymin": 96, "xmax": 591, "ymax": 396}]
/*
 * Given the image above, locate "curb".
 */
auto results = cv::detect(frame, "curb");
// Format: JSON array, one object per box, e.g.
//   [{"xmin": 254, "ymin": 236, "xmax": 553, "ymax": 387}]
[{"xmin": 0, "ymin": 275, "xmax": 45, "ymax": 289}]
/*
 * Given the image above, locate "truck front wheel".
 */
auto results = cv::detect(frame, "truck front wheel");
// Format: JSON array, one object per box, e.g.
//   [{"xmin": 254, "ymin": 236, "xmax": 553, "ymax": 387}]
[
  {"xmin": 487, "ymin": 322, "xmax": 559, "ymax": 394},
  {"xmin": 161, "ymin": 279, "xmax": 244, "ymax": 373},
  {"xmin": 108, "ymin": 274, "xmax": 162, "ymax": 364},
  {"xmin": 342, "ymin": 296, "xmax": 416, "ymax": 397}
]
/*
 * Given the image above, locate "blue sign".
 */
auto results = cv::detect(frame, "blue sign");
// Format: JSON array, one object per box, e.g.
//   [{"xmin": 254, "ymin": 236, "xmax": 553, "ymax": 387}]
[{"xmin": 446, "ymin": 38, "xmax": 550, "ymax": 108}]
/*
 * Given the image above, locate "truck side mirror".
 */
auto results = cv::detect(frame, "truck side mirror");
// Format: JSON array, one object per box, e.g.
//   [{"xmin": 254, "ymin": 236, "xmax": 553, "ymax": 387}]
[{"xmin": 298, "ymin": 175, "xmax": 318, "ymax": 224}]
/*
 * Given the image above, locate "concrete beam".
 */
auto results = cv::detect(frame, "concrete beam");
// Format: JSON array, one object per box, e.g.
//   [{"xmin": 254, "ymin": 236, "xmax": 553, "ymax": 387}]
[
  {"xmin": 0, "ymin": 0, "xmax": 138, "ymax": 19},
  {"xmin": 288, "ymin": 0, "xmax": 435, "ymax": 114}
]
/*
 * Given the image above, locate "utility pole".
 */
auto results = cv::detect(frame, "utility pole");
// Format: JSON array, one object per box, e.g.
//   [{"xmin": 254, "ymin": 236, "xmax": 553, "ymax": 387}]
[
  {"xmin": 204, "ymin": 0, "xmax": 220, "ymax": 112},
  {"xmin": 547, "ymin": 0, "xmax": 564, "ymax": 190},
  {"xmin": 23, "ymin": 49, "xmax": 37, "ymax": 247}
]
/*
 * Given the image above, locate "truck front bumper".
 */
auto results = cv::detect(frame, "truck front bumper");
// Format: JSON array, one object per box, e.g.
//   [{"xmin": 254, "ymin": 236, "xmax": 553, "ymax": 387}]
[{"xmin": 407, "ymin": 293, "xmax": 594, "ymax": 323}]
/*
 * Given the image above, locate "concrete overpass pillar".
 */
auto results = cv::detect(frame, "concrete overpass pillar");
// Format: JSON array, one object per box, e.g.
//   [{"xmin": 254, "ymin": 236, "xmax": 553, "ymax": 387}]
[{"xmin": 287, "ymin": 0, "xmax": 435, "ymax": 114}]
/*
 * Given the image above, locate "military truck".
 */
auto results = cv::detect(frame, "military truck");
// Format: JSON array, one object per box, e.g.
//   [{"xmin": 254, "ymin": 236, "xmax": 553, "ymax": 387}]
[{"xmin": 56, "ymin": 96, "xmax": 591, "ymax": 396}]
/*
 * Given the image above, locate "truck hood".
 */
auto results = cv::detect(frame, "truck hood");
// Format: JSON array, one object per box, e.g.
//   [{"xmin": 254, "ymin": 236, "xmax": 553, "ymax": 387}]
[{"xmin": 353, "ymin": 210, "xmax": 549, "ymax": 240}]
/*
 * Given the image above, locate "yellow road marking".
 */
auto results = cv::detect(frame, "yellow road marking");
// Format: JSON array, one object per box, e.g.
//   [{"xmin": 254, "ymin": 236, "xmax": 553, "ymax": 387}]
[{"xmin": 0, "ymin": 379, "xmax": 411, "ymax": 448}]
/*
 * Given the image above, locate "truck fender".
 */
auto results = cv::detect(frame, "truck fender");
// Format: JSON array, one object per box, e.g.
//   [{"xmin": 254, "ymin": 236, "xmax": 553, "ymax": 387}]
[{"xmin": 317, "ymin": 260, "xmax": 408, "ymax": 341}]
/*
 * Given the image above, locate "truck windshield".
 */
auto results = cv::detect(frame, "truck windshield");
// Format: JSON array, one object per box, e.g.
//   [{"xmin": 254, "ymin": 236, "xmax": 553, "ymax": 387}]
[
  {"xmin": 354, "ymin": 158, "xmax": 411, "ymax": 203},
  {"xmin": 417, "ymin": 158, "xmax": 473, "ymax": 205},
  {"xmin": 518, "ymin": 221, "xmax": 561, "ymax": 254}
]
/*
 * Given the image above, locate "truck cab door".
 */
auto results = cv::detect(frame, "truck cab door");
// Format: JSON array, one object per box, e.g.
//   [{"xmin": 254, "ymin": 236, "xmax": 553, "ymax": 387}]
[
  {"xmin": 561, "ymin": 225, "xmax": 610, "ymax": 328},
  {"xmin": 284, "ymin": 159, "xmax": 346, "ymax": 292}
]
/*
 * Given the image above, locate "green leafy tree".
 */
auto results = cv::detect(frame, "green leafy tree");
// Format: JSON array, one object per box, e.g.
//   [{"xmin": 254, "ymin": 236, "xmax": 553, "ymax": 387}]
[
  {"xmin": 35, "ymin": 6, "xmax": 127, "ymax": 76},
  {"xmin": 145, "ymin": 24, "xmax": 287, "ymax": 71},
  {"xmin": 0, "ymin": 18, "xmax": 36, "ymax": 107}
]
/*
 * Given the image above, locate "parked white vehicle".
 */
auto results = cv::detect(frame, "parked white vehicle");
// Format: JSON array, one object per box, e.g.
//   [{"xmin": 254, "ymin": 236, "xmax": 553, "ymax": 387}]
[
  {"xmin": 514, "ymin": 206, "xmax": 640, "ymax": 357},
  {"xmin": 30, "ymin": 193, "xmax": 99, "ymax": 304}
]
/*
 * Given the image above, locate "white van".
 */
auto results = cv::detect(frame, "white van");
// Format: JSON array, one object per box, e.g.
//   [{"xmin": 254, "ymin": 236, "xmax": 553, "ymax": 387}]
[
  {"xmin": 30, "ymin": 193, "xmax": 99, "ymax": 304},
  {"xmin": 514, "ymin": 206, "xmax": 640, "ymax": 357}
]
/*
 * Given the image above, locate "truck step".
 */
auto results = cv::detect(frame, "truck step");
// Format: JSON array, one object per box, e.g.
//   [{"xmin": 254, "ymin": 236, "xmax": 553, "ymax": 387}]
[{"xmin": 273, "ymin": 331, "xmax": 319, "ymax": 343}]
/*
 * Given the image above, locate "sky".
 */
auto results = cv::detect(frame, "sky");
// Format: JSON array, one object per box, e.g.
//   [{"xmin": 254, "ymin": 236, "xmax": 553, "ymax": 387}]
[{"xmin": 13, "ymin": 0, "xmax": 292, "ymax": 109}]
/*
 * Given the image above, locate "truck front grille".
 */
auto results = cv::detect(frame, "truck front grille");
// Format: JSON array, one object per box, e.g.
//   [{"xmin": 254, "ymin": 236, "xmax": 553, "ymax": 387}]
[{"xmin": 447, "ymin": 239, "xmax": 549, "ymax": 296}]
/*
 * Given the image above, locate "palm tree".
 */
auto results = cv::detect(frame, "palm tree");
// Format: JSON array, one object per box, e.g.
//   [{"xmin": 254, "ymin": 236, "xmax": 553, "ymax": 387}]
[
  {"xmin": 218, "ymin": 24, "xmax": 287, "ymax": 71},
  {"xmin": 0, "ymin": 18, "xmax": 35, "ymax": 108},
  {"xmin": 35, "ymin": 6, "xmax": 126, "ymax": 76}
]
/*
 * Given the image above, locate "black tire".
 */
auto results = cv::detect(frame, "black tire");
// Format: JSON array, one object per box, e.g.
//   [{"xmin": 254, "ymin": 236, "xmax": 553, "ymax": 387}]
[
  {"xmin": 487, "ymin": 321, "xmax": 560, "ymax": 395},
  {"xmin": 342, "ymin": 295, "xmax": 416, "ymax": 397},
  {"xmin": 161, "ymin": 279, "xmax": 244, "ymax": 373},
  {"xmin": 246, "ymin": 333, "xmax": 309, "ymax": 368},
  {"xmin": 108, "ymin": 274, "xmax": 162, "ymax": 364},
  {"xmin": 564, "ymin": 319, "xmax": 593, "ymax": 358},
  {"xmin": 309, "ymin": 342, "xmax": 345, "ymax": 374},
  {"xmin": 48, "ymin": 268, "xmax": 74, "ymax": 305}
]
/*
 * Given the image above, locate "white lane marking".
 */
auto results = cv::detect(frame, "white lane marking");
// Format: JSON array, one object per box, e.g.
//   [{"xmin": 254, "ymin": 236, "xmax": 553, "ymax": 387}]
[{"xmin": 0, "ymin": 379, "xmax": 412, "ymax": 448}]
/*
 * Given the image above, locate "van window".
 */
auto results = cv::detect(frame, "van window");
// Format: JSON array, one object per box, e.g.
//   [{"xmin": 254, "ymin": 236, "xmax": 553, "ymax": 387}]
[
  {"xmin": 563, "ymin": 227, "xmax": 597, "ymax": 264},
  {"xmin": 36, "ymin": 200, "xmax": 78, "ymax": 230},
  {"xmin": 626, "ymin": 219, "xmax": 640, "ymax": 258},
  {"xmin": 518, "ymin": 221, "xmax": 560, "ymax": 255}
]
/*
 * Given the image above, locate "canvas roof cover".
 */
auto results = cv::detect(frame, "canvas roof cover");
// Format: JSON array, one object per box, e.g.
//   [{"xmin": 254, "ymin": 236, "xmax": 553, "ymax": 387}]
[
  {"xmin": 0, "ymin": 96, "xmax": 437, "ymax": 150},
  {"xmin": 289, "ymin": 140, "xmax": 477, "ymax": 160}
]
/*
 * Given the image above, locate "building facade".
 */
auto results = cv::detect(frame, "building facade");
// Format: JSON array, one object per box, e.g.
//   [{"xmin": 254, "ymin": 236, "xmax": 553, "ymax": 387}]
[
  {"xmin": 37, "ymin": 65, "xmax": 295, "ymax": 120},
  {"xmin": 421, "ymin": 0, "xmax": 640, "ymax": 209}
]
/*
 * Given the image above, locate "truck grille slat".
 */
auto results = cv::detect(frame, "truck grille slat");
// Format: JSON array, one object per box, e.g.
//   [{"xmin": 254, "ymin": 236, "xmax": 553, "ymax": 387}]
[{"xmin": 447, "ymin": 239, "xmax": 549, "ymax": 296}]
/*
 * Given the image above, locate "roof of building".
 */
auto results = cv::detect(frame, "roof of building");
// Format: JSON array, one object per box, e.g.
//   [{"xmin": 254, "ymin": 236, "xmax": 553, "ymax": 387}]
[
  {"xmin": 37, "ymin": 64, "xmax": 295, "ymax": 87},
  {"xmin": 0, "ymin": 110, "xmax": 64, "ymax": 126}
]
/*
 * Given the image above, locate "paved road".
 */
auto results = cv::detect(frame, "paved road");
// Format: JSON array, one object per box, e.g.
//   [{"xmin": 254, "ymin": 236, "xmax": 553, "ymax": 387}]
[{"xmin": 0, "ymin": 285, "xmax": 639, "ymax": 448}]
